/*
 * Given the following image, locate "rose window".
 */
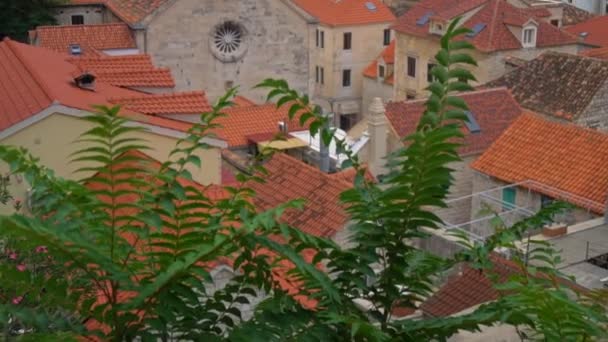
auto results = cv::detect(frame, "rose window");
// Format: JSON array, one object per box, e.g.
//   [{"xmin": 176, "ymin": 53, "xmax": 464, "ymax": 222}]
[{"xmin": 210, "ymin": 21, "xmax": 247, "ymax": 63}]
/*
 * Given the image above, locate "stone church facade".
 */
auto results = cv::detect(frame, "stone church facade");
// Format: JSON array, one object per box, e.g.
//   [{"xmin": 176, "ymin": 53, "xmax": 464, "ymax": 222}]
[{"xmin": 54, "ymin": 0, "xmax": 316, "ymax": 102}]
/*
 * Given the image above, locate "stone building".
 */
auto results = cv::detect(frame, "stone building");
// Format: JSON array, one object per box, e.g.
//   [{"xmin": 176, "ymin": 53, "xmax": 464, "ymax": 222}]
[
  {"xmin": 52, "ymin": 0, "xmax": 318, "ymax": 102},
  {"xmin": 362, "ymin": 40, "xmax": 396, "ymax": 113},
  {"xmin": 291, "ymin": 0, "xmax": 396, "ymax": 130},
  {"xmin": 0, "ymin": 38, "xmax": 227, "ymax": 216},
  {"xmin": 470, "ymin": 113, "xmax": 608, "ymax": 237},
  {"xmin": 485, "ymin": 51, "xmax": 608, "ymax": 130},
  {"xmin": 390, "ymin": 0, "xmax": 581, "ymax": 100}
]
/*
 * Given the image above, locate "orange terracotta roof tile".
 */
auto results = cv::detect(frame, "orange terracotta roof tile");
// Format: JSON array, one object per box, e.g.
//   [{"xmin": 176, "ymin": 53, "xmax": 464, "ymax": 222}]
[
  {"xmin": 70, "ymin": 0, "xmax": 170, "ymax": 25},
  {"xmin": 0, "ymin": 39, "xmax": 217, "ymax": 141},
  {"xmin": 471, "ymin": 113, "xmax": 608, "ymax": 213},
  {"xmin": 581, "ymin": 46, "xmax": 608, "ymax": 60},
  {"xmin": 67, "ymin": 54, "xmax": 175, "ymax": 88},
  {"xmin": 421, "ymin": 254, "xmax": 587, "ymax": 317},
  {"xmin": 214, "ymin": 103, "xmax": 309, "ymax": 148},
  {"xmin": 385, "ymin": 88, "xmax": 523, "ymax": 155},
  {"xmin": 363, "ymin": 40, "xmax": 395, "ymax": 83},
  {"xmin": 565, "ymin": 15, "xmax": 608, "ymax": 47},
  {"xmin": 233, "ymin": 95, "xmax": 257, "ymax": 107},
  {"xmin": 392, "ymin": 0, "xmax": 576, "ymax": 53},
  {"xmin": 31, "ymin": 23, "xmax": 136, "ymax": 55},
  {"xmin": 291, "ymin": 0, "xmax": 395, "ymax": 26},
  {"xmin": 248, "ymin": 153, "xmax": 354, "ymax": 238},
  {"xmin": 110, "ymin": 91, "xmax": 211, "ymax": 115}
]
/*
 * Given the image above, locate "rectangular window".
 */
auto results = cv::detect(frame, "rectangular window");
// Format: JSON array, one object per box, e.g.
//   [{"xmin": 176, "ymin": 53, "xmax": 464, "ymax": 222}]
[
  {"xmin": 315, "ymin": 66, "xmax": 320, "ymax": 83},
  {"xmin": 343, "ymin": 32, "xmax": 352, "ymax": 50},
  {"xmin": 427, "ymin": 63, "xmax": 436, "ymax": 83},
  {"xmin": 320, "ymin": 67, "xmax": 324, "ymax": 84},
  {"xmin": 383, "ymin": 29, "xmax": 391, "ymax": 46},
  {"xmin": 342, "ymin": 69, "xmax": 351, "ymax": 87},
  {"xmin": 406, "ymin": 92, "xmax": 416, "ymax": 100},
  {"xmin": 316, "ymin": 29, "xmax": 319, "ymax": 47},
  {"xmin": 378, "ymin": 65, "xmax": 385, "ymax": 78},
  {"xmin": 541, "ymin": 195, "xmax": 554, "ymax": 208},
  {"xmin": 502, "ymin": 188, "xmax": 516, "ymax": 211},
  {"xmin": 320, "ymin": 30, "xmax": 325, "ymax": 48},
  {"xmin": 407, "ymin": 56, "xmax": 417, "ymax": 78},
  {"xmin": 71, "ymin": 15, "xmax": 84, "ymax": 25},
  {"xmin": 523, "ymin": 28, "xmax": 535, "ymax": 45}
]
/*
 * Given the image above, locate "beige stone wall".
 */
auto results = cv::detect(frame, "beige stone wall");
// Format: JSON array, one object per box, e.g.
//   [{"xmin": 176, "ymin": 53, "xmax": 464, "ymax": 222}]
[
  {"xmin": 311, "ymin": 23, "xmax": 393, "ymax": 124},
  {"xmin": 470, "ymin": 172, "xmax": 597, "ymax": 238},
  {"xmin": 53, "ymin": 5, "xmax": 115, "ymax": 25},
  {"xmin": 394, "ymin": 31, "xmax": 580, "ymax": 99},
  {"xmin": 434, "ymin": 155, "xmax": 478, "ymax": 227},
  {"xmin": 362, "ymin": 77, "xmax": 393, "ymax": 116},
  {"xmin": 0, "ymin": 113, "xmax": 221, "ymax": 214},
  {"xmin": 144, "ymin": 0, "xmax": 312, "ymax": 103}
]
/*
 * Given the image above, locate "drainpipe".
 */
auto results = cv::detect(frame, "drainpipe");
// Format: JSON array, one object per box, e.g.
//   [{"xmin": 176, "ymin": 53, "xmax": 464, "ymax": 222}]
[{"xmin": 319, "ymin": 111, "xmax": 331, "ymax": 173}]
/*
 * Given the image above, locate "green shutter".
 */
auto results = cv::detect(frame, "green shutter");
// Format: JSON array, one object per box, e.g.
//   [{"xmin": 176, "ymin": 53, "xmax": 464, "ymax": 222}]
[{"xmin": 502, "ymin": 188, "xmax": 516, "ymax": 210}]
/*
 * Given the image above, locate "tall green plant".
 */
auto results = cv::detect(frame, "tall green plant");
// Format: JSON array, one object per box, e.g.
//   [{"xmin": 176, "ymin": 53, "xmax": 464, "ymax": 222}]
[{"xmin": 0, "ymin": 17, "xmax": 605, "ymax": 341}]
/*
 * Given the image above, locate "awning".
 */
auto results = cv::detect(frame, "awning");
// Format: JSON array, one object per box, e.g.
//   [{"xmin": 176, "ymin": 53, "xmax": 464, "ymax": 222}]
[{"xmin": 258, "ymin": 138, "xmax": 308, "ymax": 150}]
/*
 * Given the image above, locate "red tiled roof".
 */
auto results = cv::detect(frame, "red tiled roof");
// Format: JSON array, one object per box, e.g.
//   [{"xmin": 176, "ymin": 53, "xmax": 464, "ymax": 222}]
[
  {"xmin": 110, "ymin": 91, "xmax": 211, "ymax": 115},
  {"xmin": 385, "ymin": 88, "xmax": 523, "ymax": 155},
  {"xmin": 421, "ymin": 255, "xmax": 519, "ymax": 317},
  {"xmin": 31, "ymin": 23, "xmax": 136, "ymax": 55},
  {"xmin": 70, "ymin": 0, "xmax": 170, "ymax": 25},
  {"xmin": 581, "ymin": 46, "xmax": 608, "ymax": 59},
  {"xmin": 565, "ymin": 15, "xmax": 608, "ymax": 47},
  {"xmin": 214, "ymin": 104, "xmax": 309, "ymax": 148},
  {"xmin": 471, "ymin": 113, "xmax": 608, "ymax": 213},
  {"xmin": 363, "ymin": 40, "xmax": 395, "ymax": 82},
  {"xmin": 233, "ymin": 95, "xmax": 257, "ymax": 107},
  {"xmin": 421, "ymin": 253, "xmax": 588, "ymax": 317},
  {"xmin": 248, "ymin": 153, "xmax": 353, "ymax": 238},
  {"xmin": 67, "ymin": 54, "xmax": 175, "ymax": 88},
  {"xmin": 291, "ymin": 0, "xmax": 395, "ymax": 26},
  {"xmin": 0, "ymin": 39, "xmax": 219, "ymax": 142},
  {"xmin": 391, "ymin": 0, "xmax": 577, "ymax": 53}
]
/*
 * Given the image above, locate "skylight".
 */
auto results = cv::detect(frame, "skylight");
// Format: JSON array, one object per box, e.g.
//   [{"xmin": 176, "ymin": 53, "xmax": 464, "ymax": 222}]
[
  {"xmin": 365, "ymin": 2, "xmax": 377, "ymax": 12},
  {"xmin": 416, "ymin": 11, "xmax": 434, "ymax": 26},
  {"xmin": 464, "ymin": 111, "xmax": 481, "ymax": 133},
  {"xmin": 466, "ymin": 23, "xmax": 487, "ymax": 38}
]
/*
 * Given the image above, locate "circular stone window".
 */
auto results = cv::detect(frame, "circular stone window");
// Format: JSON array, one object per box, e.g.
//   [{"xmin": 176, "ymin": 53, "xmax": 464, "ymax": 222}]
[{"xmin": 210, "ymin": 21, "xmax": 248, "ymax": 63}]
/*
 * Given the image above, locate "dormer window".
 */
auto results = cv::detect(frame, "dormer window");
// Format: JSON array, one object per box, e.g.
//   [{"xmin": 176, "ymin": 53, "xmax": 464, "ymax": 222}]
[
  {"xmin": 429, "ymin": 20, "xmax": 445, "ymax": 35},
  {"xmin": 522, "ymin": 26, "xmax": 536, "ymax": 48}
]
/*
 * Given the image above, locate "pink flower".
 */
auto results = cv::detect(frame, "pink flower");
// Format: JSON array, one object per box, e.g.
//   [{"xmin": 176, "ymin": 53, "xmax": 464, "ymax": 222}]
[
  {"xmin": 35, "ymin": 246, "xmax": 48, "ymax": 254},
  {"xmin": 16, "ymin": 264, "xmax": 26, "ymax": 272},
  {"xmin": 8, "ymin": 253, "xmax": 17, "ymax": 260},
  {"xmin": 12, "ymin": 296, "xmax": 23, "ymax": 305}
]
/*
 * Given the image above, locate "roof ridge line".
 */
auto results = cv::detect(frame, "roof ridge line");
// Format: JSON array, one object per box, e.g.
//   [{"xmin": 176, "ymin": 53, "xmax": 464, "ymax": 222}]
[
  {"xmin": 4, "ymin": 39, "xmax": 57, "ymax": 105},
  {"xmin": 36, "ymin": 22, "xmax": 128, "ymax": 30}
]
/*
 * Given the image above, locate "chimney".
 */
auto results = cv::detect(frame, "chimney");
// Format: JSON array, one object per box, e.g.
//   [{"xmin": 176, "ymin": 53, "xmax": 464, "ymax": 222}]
[
  {"xmin": 368, "ymin": 97, "xmax": 387, "ymax": 177},
  {"xmin": 319, "ymin": 112, "xmax": 331, "ymax": 173}
]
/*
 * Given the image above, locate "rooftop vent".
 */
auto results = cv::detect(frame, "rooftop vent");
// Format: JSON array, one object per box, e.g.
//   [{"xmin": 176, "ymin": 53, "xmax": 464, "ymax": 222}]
[
  {"xmin": 416, "ymin": 11, "xmax": 433, "ymax": 26},
  {"xmin": 365, "ymin": 2, "xmax": 377, "ymax": 11},
  {"xmin": 74, "ymin": 71, "xmax": 96, "ymax": 91},
  {"xmin": 466, "ymin": 23, "xmax": 487, "ymax": 38},
  {"xmin": 69, "ymin": 44, "xmax": 82, "ymax": 56},
  {"xmin": 278, "ymin": 121, "xmax": 288, "ymax": 134},
  {"xmin": 579, "ymin": 32, "xmax": 589, "ymax": 38},
  {"xmin": 464, "ymin": 111, "xmax": 481, "ymax": 133}
]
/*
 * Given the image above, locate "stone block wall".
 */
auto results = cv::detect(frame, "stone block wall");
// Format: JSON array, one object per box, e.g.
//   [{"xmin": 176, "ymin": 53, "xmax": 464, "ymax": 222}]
[{"xmin": 145, "ymin": 0, "xmax": 312, "ymax": 103}]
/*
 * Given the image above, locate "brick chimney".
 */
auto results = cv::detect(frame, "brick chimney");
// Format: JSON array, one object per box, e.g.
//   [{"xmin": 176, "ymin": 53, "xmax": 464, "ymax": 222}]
[{"xmin": 368, "ymin": 97, "xmax": 387, "ymax": 177}]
